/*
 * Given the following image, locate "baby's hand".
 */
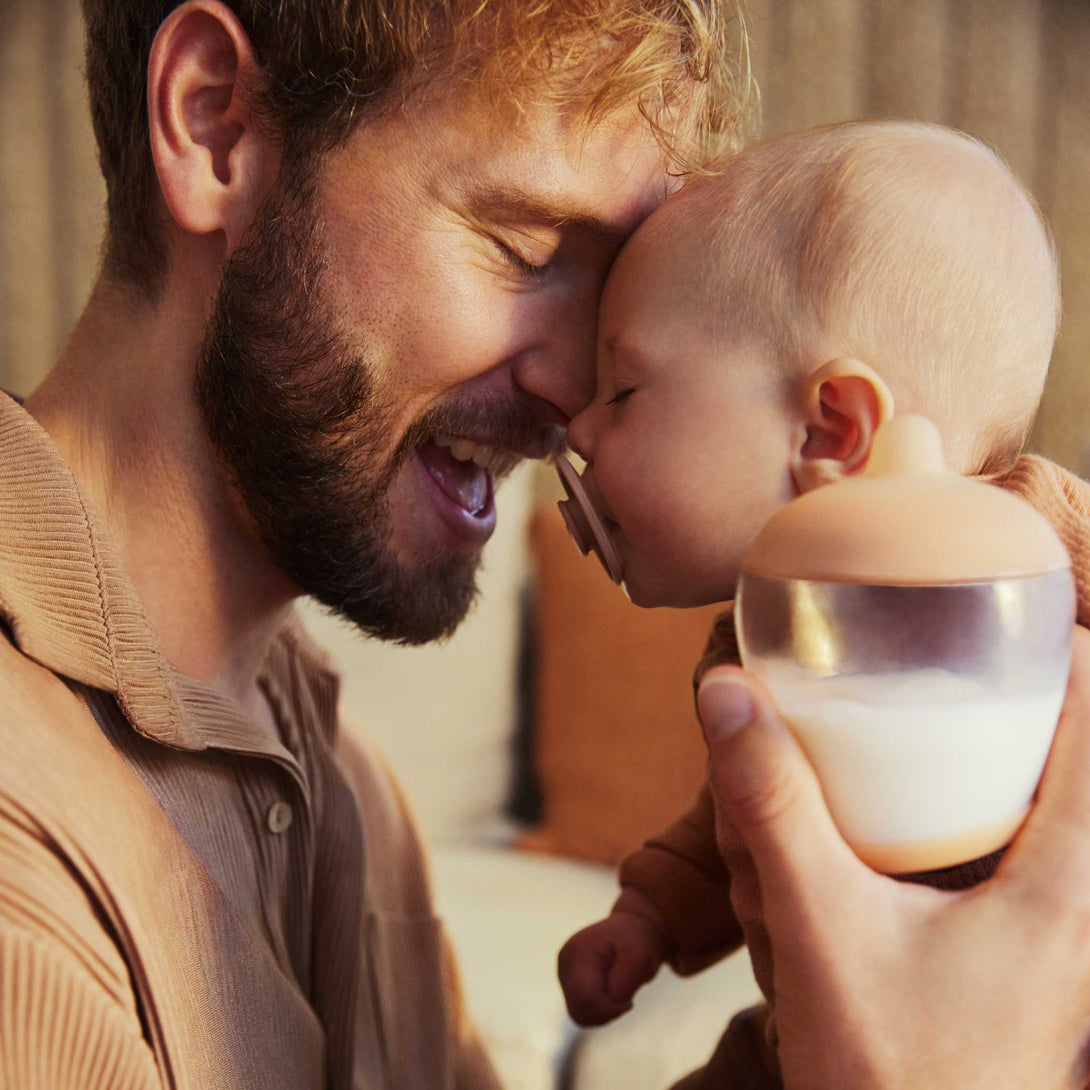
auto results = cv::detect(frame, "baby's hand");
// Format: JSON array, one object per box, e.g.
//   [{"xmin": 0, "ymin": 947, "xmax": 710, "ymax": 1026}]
[{"xmin": 557, "ymin": 890, "xmax": 674, "ymax": 1026}]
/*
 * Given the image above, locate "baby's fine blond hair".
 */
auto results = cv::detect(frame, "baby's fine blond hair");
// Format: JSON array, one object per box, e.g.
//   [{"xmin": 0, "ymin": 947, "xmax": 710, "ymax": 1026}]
[{"xmin": 656, "ymin": 120, "xmax": 1060, "ymax": 475}]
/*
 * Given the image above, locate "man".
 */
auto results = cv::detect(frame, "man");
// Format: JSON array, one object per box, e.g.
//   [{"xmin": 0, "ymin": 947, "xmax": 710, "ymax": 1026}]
[{"xmin": 0, "ymin": 1, "xmax": 745, "ymax": 1086}]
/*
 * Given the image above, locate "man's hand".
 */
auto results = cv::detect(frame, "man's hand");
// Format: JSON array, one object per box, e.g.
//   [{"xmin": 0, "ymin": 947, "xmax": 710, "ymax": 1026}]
[{"xmin": 698, "ymin": 627, "xmax": 1090, "ymax": 1090}]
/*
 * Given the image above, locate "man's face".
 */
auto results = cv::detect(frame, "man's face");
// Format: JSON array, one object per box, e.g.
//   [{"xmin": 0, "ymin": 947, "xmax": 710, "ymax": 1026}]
[{"xmin": 197, "ymin": 88, "xmax": 668, "ymax": 643}]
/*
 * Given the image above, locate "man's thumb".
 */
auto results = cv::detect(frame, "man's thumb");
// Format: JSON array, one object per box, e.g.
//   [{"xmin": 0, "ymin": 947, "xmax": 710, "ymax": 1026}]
[{"xmin": 697, "ymin": 667, "xmax": 850, "ymax": 893}]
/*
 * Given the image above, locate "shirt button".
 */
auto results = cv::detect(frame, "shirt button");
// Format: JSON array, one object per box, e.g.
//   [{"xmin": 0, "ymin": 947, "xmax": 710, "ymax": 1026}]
[{"xmin": 266, "ymin": 800, "xmax": 293, "ymax": 834}]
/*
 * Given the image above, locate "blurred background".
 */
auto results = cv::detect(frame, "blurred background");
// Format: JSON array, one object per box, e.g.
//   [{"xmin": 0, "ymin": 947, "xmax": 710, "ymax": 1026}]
[{"xmin": 1, "ymin": 1, "xmax": 1087, "ymax": 1087}]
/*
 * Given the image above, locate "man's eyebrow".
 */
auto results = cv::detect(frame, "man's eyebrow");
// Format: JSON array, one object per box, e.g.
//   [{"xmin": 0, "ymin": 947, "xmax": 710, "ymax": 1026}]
[{"xmin": 467, "ymin": 185, "xmax": 632, "ymax": 246}]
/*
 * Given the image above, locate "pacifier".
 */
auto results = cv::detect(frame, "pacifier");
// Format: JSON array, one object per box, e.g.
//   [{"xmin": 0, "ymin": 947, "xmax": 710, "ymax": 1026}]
[{"xmin": 554, "ymin": 456, "xmax": 624, "ymax": 585}]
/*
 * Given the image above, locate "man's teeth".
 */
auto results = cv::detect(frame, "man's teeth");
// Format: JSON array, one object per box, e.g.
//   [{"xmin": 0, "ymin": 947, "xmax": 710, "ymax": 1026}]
[{"xmin": 435, "ymin": 435, "xmax": 506, "ymax": 475}]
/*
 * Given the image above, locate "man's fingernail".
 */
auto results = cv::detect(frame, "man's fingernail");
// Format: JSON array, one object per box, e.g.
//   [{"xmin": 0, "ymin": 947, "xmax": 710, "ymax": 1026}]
[{"xmin": 698, "ymin": 678, "xmax": 755, "ymax": 742}]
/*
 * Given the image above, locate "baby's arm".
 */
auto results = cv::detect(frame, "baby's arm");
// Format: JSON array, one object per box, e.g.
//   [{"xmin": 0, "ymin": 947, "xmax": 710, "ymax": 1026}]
[
  {"xmin": 558, "ymin": 886, "xmax": 675, "ymax": 1026},
  {"xmin": 619, "ymin": 784, "xmax": 744, "ymax": 975},
  {"xmin": 559, "ymin": 786, "xmax": 746, "ymax": 1027},
  {"xmin": 559, "ymin": 605, "xmax": 748, "ymax": 1025}
]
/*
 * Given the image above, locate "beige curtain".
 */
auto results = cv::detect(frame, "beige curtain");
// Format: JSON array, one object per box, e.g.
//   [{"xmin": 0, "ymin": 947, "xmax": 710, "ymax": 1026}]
[
  {"xmin": 744, "ymin": 0, "xmax": 1090, "ymax": 473},
  {"xmin": 0, "ymin": 0, "xmax": 105, "ymax": 395},
  {"xmin": 1, "ymin": 0, "xmax": 1087, "ymax": 469}
]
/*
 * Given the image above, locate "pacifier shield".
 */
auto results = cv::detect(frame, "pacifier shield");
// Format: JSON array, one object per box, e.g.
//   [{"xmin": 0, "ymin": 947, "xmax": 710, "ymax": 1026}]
[{"xmin": 555, "ymin": 456, "xmax": 624, "ymax": 585}]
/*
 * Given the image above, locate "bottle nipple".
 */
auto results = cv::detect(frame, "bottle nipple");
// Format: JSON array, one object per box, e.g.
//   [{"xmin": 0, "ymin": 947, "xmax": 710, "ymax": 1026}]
[
  {"xmin": 742, "ymin": 414, "xmax": 1071, "ymax": 584},
  {"xmin": 555, "ymin": 456, "xmax": 624, "ymax": 585},
  {"xmin": 863, "ymin": 414, "xmax": 948, "ymax": 478}
]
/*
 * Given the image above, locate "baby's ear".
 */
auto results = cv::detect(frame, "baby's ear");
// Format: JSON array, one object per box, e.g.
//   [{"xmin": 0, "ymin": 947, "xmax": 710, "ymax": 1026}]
[{"xmin": 790, "ymin": 358, "xmax": 894, "ymax": 493}]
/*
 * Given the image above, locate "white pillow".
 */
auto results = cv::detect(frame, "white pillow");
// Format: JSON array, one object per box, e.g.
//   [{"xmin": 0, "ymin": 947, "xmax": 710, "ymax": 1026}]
[{"xmin": 430, "ymin": 845, "xmax": 617, "ymax": 1090}]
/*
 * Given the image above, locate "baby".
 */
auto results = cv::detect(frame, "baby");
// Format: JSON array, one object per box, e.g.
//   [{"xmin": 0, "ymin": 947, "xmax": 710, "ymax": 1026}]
[{"xmin": 555, "ymin": 120, "xmax": 1090, "ymax": 1082}]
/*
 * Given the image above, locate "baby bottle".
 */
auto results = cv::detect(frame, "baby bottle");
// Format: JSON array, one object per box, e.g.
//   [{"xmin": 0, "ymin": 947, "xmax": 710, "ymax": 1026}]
[
  {"xmin": 555, "ymin": 414, "xmax": 1075, "ymax": 873},
  {"xmin": 735, "ymin": 414, "xmax": 1074, "ymax": 872}
]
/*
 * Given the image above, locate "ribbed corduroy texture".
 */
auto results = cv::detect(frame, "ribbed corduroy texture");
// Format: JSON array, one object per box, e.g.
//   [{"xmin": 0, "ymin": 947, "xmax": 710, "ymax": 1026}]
[
  {"xmin": 0, "ymin": 930, "xmax": 162, "ymax": 1090},
  {"xmin": 0, "ymin": 391, "xmax": 502, "ymax": 1090}
]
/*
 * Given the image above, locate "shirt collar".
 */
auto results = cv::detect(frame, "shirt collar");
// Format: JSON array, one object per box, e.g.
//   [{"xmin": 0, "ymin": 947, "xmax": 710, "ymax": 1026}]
[{"xmin": 0, "ymin": 391, "xmax": 336, "ymax": 757}]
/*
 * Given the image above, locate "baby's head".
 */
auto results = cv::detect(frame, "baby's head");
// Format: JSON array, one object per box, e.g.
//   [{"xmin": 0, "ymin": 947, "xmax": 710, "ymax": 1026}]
[{"xmin": 566, "ymin": 120, "xmax": 1060, "ymax": 608}]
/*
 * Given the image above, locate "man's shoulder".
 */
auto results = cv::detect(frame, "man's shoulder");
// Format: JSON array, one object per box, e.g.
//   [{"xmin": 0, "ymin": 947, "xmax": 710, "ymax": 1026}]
[
  {"xmin": 0, "ymin": 635, "xmax": 134, "ymax": 963},
  {"xmin": 0, "ymin": 626, "xmax": 86, "ymax": 735},
  {"xmin": 333, "ymin": 717, "xmax": 439, "ymax": 911},
  {"xmin": 0, "ymin": 630, "xmax": 120, "ymax": 834},
  {"xmin": 334, "ymin": 717, "xmax": 413, "ymax": 832}
]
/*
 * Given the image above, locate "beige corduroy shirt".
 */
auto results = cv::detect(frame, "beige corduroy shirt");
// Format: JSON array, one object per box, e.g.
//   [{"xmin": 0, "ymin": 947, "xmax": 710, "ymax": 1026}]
[{"xmin": 0, "ymin": 392, "xmax": 501, "ymax": 1090}]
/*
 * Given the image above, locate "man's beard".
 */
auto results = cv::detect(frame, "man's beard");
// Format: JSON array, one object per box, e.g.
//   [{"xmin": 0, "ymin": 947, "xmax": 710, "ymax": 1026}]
[{"xmin": 195, "ymin": 175, "xmax": 480, "ymax": 645}]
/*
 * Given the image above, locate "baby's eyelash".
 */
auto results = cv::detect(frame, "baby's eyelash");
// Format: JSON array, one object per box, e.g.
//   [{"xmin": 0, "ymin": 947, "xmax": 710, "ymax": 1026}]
[{"xmin": 605, "ymin": 388, "xmax": 634, "ymax": 406}]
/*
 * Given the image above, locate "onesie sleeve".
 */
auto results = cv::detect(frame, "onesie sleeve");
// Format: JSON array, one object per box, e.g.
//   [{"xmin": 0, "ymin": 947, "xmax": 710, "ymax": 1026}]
[
  {"xmin": 618, "ymin": 783, "xmax": 742, "ymax": 974},
  {"xmin": 617, "ymin": 604, "xmax": 745, "ymax": 975}
]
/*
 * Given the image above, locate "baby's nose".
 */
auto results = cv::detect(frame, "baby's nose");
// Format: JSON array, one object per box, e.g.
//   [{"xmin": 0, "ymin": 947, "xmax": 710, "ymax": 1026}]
[{"xmin": 565, "ymin": 407, "xmax": 596, "ymax": 462}]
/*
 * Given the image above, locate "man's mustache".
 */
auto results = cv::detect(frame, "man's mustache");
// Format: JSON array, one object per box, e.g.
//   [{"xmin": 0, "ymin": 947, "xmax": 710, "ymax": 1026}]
[{"xmin": 399, "ymin": 396, "xmax": 569, "ymax": 465}]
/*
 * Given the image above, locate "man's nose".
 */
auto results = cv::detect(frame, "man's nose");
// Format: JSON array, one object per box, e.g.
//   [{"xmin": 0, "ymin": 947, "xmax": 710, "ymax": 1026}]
[{"xmin": 511, "ymin": 286, "xmax": 600, "ymax": 424}]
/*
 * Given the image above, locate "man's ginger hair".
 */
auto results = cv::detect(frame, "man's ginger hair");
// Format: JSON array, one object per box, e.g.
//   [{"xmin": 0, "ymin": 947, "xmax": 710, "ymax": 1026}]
[
  {"xmin": 82, "ymin": 0, "xmax": 753, "ymax": 295},
  {"xmin": 664, "ymin": 121, "xmax": 1060, "ymax": 475}
]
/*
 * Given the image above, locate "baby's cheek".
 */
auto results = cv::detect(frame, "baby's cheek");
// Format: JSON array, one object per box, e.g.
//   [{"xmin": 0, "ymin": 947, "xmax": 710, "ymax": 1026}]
[
  {"xmin": 610, "ymin": 462, "xmax": 706, "ymax": 560},
  {"xmin": 629, "ymin": 510, "xmax": 709, "ymax": 582},
  {"xmin": 664, "ymin": 506, "xmax": 744, "ymax": 595}
]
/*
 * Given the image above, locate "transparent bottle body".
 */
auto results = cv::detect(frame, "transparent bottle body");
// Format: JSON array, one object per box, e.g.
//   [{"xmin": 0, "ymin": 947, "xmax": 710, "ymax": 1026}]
[{"xmin": 735, "ymin": 571, "xmax": 1075, "ymax": 871}]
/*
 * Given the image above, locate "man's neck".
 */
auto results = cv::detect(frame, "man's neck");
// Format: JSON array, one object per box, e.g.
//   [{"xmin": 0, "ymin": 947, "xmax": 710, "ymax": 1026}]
[{"xmin": 22, "ymin": 273, "xmax": 296, "ymax": 723}]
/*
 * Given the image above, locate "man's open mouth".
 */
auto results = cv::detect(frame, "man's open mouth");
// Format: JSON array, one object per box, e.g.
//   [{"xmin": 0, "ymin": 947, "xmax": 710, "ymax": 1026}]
[{"xmin": 416, "ymin": 435, "xmax": 515, "ymax": 516}]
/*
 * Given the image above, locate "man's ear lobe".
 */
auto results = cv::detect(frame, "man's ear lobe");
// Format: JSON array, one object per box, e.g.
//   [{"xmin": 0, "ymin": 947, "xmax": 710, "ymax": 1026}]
[
  {"xmin": 790, "ymin": 358, "xmax": 894, "ymax": 493},
  {"xmin": 148, "ymin": 1, "xmax": 271, "ymax": 252}
]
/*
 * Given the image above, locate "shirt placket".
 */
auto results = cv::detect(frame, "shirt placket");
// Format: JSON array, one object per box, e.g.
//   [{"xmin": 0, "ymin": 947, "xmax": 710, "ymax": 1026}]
[{"xmin": 234, "ymin": 753, "xmax": 316, "ymax": 993}]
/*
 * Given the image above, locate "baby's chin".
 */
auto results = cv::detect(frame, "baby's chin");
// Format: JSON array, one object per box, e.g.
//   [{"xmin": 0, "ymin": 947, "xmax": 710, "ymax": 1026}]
[{"xmin": 622, "ymin": 568, "xmax": 738, "ymax": 610}]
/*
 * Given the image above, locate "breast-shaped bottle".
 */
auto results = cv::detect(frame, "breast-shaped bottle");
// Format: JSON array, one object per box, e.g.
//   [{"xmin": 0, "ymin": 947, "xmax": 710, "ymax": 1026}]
[{"xmin": 736, "ymin": 415, "xmax": 1075, "ymax": 872}]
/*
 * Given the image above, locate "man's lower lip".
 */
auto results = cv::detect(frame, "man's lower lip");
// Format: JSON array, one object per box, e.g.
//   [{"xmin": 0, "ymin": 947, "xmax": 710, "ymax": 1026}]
[{"xmin": 415, "ymin": 451, "xmax": 497, "ymax": 548}]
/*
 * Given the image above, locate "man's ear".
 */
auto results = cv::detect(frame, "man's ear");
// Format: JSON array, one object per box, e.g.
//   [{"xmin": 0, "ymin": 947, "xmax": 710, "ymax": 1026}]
[
  {"xmin": 790, "ymin": 358, "xmax": 894, "ymax": 493},
  {"xmin": 148, "ymin": 0, "xmax": 273, "ymax": 254}
]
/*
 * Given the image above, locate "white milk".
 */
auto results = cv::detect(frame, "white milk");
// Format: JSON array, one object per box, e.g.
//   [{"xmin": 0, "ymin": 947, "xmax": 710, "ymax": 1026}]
[{"xmin": 767, "ymin": 670, "xmax": 1065, "ymax": 860}]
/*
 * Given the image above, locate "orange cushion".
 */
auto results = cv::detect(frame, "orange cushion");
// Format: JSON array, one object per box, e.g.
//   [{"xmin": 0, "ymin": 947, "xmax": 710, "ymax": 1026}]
[{"xmin": 518, "ymin": 507, "xmax": 724, "ymax": 867}]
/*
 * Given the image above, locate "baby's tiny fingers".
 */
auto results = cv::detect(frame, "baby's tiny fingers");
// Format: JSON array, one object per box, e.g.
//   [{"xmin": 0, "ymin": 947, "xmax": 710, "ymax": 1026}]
[{"xmin": 558, "ymin": 939, "xmax": 627, "ymax": 1026}]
